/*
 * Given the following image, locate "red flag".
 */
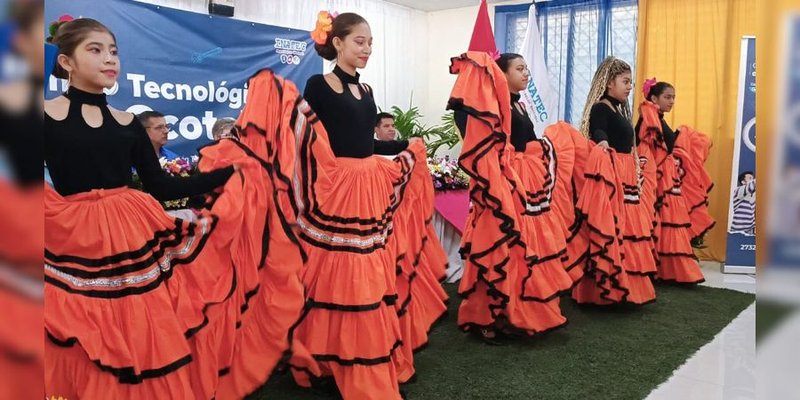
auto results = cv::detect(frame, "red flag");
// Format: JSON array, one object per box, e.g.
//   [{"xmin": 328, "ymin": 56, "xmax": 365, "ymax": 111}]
[{"xmin": 468, "ymin": 0, "xmax": 499, "ymax": 59}]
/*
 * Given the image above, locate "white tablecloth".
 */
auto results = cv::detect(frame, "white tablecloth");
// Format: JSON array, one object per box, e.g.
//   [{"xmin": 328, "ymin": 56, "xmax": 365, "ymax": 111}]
[{"xmin": 432, "ymin": 211, "xmax": 464, "ymax": 283}]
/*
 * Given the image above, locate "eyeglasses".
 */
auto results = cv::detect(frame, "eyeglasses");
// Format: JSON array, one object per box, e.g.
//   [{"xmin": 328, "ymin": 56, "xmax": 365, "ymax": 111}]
[{"xmin": 147, "ymin": 124, "xmax": 169, "ymax": 131}]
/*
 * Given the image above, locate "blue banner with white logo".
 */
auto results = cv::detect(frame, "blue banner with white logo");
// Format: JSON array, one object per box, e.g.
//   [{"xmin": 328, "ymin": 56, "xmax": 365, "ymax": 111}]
[
  {"xmin": 45, "ymin": 0, "xmax": 322, "ymax": 155},
  {"xmin": 724, "ymin": 37, "xmax": 756, "ymax": 272}
]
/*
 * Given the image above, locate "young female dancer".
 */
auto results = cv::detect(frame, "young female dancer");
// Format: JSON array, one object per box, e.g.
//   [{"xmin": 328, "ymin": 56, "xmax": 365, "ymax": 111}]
[
  {"xmin": 448, "ymin": 51, "xmax": 576, "ymax": 345},
  {"xmin": 637, "ymin": 79, "xmax": 713, "ymax": 283},
  {"xmin": 571, "ymin": 56, "xmax": 658, "ymax": 305},
  {"xmin": 44, "ymin": 18, "xmax": 314, "ymax": 399},
  {"xmin": 271, "ymin": 11, "xmax": 446, "ymax": 398}
]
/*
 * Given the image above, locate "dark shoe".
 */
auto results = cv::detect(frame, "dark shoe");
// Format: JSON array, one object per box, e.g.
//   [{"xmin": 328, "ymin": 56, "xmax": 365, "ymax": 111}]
[
  {"xmin": 498, "ymin": 327, "xmax": 528, "ymax": 340},
  {"xmin": 470, "ymin": 327, "xmax": 506, "ymax": 346},
  {"xmin": 309, "ymin": 376, "xmax": 343, "ymax": 399}
]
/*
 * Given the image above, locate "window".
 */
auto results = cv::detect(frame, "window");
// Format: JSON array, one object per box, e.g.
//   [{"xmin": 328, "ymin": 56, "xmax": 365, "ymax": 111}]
[{"xmin": 496, "ymin": 0, "xmax": 639, "ymax": 124}]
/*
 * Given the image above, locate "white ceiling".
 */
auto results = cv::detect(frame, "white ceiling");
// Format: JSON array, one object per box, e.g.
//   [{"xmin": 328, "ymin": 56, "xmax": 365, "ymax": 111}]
[{"xmin": 384, "ymin": 0, "xmax": 529, "ymax": 12}]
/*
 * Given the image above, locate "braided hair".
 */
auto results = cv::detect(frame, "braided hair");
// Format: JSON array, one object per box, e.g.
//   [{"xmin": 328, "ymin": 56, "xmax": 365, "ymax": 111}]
[
  {"xmin": 579, "ymin": 56, "xmax": 632, "ymax": 138},
  {"xmin": 580, "ymin": 57, "xmax": 644, "ymax": 187}
]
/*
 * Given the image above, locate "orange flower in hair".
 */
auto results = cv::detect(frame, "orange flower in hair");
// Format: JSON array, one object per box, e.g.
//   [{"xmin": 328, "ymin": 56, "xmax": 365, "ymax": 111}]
[{"xmin": 311, "ymin": 11, "xmax": 336, "ymax": 45}]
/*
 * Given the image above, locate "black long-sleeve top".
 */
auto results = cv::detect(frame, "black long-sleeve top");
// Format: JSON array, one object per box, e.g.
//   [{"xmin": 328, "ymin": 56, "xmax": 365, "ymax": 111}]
[
  {"xmin": 589, "ymin": 95, "xmax": 637, "ymax": 154},
  {"xmin": 452, "ymin": 93, "xmax": 537, "ymax": 152},
  {"xmin": 509, "ymin": 92, "xmax": 537, "ymax": 152},
  {"xmin": 44, "ymin": 87, "xmax": 233, "ymax": 201},
  {"xmin": 303, "ymin": 65, "xmax": 408, "ymax": 158},
  {"xmin": 635, "ymin": 112, "xmax": 677, "ymax": 153}
]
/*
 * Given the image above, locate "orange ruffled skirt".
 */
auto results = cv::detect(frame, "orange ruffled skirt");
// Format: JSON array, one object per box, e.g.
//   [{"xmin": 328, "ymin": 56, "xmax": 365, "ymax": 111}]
[
  {"xmin": 235, "ymin": 70, "xmax": 445, "ymax": 399},
  {"xmin": 0, "ymin": 181, "xmax": 43, "ymax": 400},
  {"xmin": 291, "ymin": 154, "xmax": 409, "ymax": 399},
  {"xmin": 448, "ymin": 52, "xmax": 570, "ymax": 335},
  {"xmin": 541, "ymin": 122, "xmax": 592, "ymax": 283},
  {"xmin": 197, "ymin": 139, "xmax": 319, "ymax": 399},
  {"xmin": 510, "ymin": 140, "xmax": 574, "ymax": 300},
  {"xmin": 673, "ymin": 126, "xmax": 716, "ymax": 241},
  {"xmin": 45, "ymin": 185, "xmax": 237, "ymax": 399},
  {"xmin": 637, "ymin": 102, "xmax": 706, "ymax": 283},
  {"xmin": 653, "ymin": 155, "xmax": 705, "ymax": 283},
  {"xmin": 571, "ymin": 146, "xmax": 657, "ymax": 305},
  {"xmin": 390, "ymin": 145, "xmax": 449, "ymax": 382},
  {"xmin": 44, "ymin": 71, "xmax": 316, "ymax": 399}
]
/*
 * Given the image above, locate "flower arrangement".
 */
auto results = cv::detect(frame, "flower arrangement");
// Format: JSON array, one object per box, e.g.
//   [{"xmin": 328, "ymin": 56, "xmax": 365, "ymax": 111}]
[
  {"xmin": 131, "ymin": 156, "xmax": 200, "ymax": 210},
  {"xmin": 160, "ymin": 156, "xmax": 199, "ymax": 178},
  {"xmin": 160, "ymin": 156, "xmax": 199, "ymax": 210},
  {"xmin": 428, "ymin": 156, "xmax": 470, "ymax": 191}
]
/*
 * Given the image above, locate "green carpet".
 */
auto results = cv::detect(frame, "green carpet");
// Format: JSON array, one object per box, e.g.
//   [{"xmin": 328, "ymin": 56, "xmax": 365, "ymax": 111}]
[{"xmin": 250, "ymin": 282, "xmax": 754, "ymax": 400}]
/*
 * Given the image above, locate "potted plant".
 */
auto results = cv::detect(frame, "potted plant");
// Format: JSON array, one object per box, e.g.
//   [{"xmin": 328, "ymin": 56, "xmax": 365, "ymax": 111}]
[{"xmin": 387, "ymin": 96, "xmax": 461, "ymax": 158}]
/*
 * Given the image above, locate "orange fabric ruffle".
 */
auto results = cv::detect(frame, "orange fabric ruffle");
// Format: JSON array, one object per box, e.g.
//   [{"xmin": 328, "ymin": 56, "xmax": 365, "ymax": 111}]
[
  {"xmin": 448, "ymin": 52, "xmax": 568, "ymax": 335},
  {"xmin": 237, "ymin": 70, "xmax": 443, "ymax": 399},
  {"xmin": 390, "ymin": 144, "xmax": 449, "ymax": 382},
  {"xmin": 196, "ymin": 138, "xmax": 318, "ymax": 399},
  {"xmin": 45, "ymin": 184, "xmax": 238, "ymax": 399},
  {"xmin": 44, "ymin": 70, "xmax": 317, "ymax": 399},
  {"xmin": 673, "ymin": 125, "xmax": 715, "ymax": 241},
  {"xmin": 0, "ymin": 181, "xmax": 42, "ymax": 400},
  {"xmin": 510, "ymin": 140, "xmax": 574, "ymax": 300},
  {"xmin": 638, "ymin": 102, "xmax": 704, "ymax": 284},
  {"xmin": 571, "ymin": 145, "xmax": 657, "ymax": 305},
  {"xmin": 542, "ymin": 122, "xmax": 592, "ymax": 282}
]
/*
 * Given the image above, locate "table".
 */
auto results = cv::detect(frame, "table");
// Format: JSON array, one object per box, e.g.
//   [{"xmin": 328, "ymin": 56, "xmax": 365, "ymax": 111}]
[{"xmin": 432, "ymin": 190, "xmax": 470, "ymax": 282}]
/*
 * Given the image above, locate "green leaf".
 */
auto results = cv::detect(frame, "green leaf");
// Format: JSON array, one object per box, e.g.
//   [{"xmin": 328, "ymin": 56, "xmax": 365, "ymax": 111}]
[{"xmin": 389, "ymin": 101, "xmax": 462, "ymax": 157}]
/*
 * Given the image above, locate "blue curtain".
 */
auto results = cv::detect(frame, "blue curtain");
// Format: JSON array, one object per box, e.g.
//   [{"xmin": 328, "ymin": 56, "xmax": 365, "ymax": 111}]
[{"xmin": 495, "ymin": 0, "xmax": 638, "ymax": 124}]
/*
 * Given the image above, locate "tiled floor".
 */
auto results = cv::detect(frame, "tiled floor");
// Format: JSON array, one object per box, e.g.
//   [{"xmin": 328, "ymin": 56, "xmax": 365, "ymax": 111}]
[
  {"xmin": 645, "ymin": 262, "xmax": 756, "ymax": 400},
  {"xmin": 757, "ymin": 310, "xmax": 800, "ymax": 400}
]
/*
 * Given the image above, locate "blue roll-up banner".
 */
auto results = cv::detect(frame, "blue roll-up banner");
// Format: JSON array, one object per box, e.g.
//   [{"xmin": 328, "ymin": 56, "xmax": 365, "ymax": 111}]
[
  {"xmin": 44, "ymin": 0, "xmax": 322, "ymax": 156},
  {"xmin": 768, "ymin": 16, "xmax": 800, "ymax": 268},
  {"xmin": 723, "ymin": 36, "xmax": 756, "ymax": 274}
]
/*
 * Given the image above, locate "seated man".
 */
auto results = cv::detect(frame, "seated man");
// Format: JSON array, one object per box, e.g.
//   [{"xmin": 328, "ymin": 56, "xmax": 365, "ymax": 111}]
[
  {"xmin": 137, "ymin": 110, "xmax": 178, "ymax": 159},
  {"xmin": 212, "ymin": 117, "xmax": 237, "ymax": 141},
  {"xmin": 375, "ymin": 112, "xmax": 397, "ymax": 141}
]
